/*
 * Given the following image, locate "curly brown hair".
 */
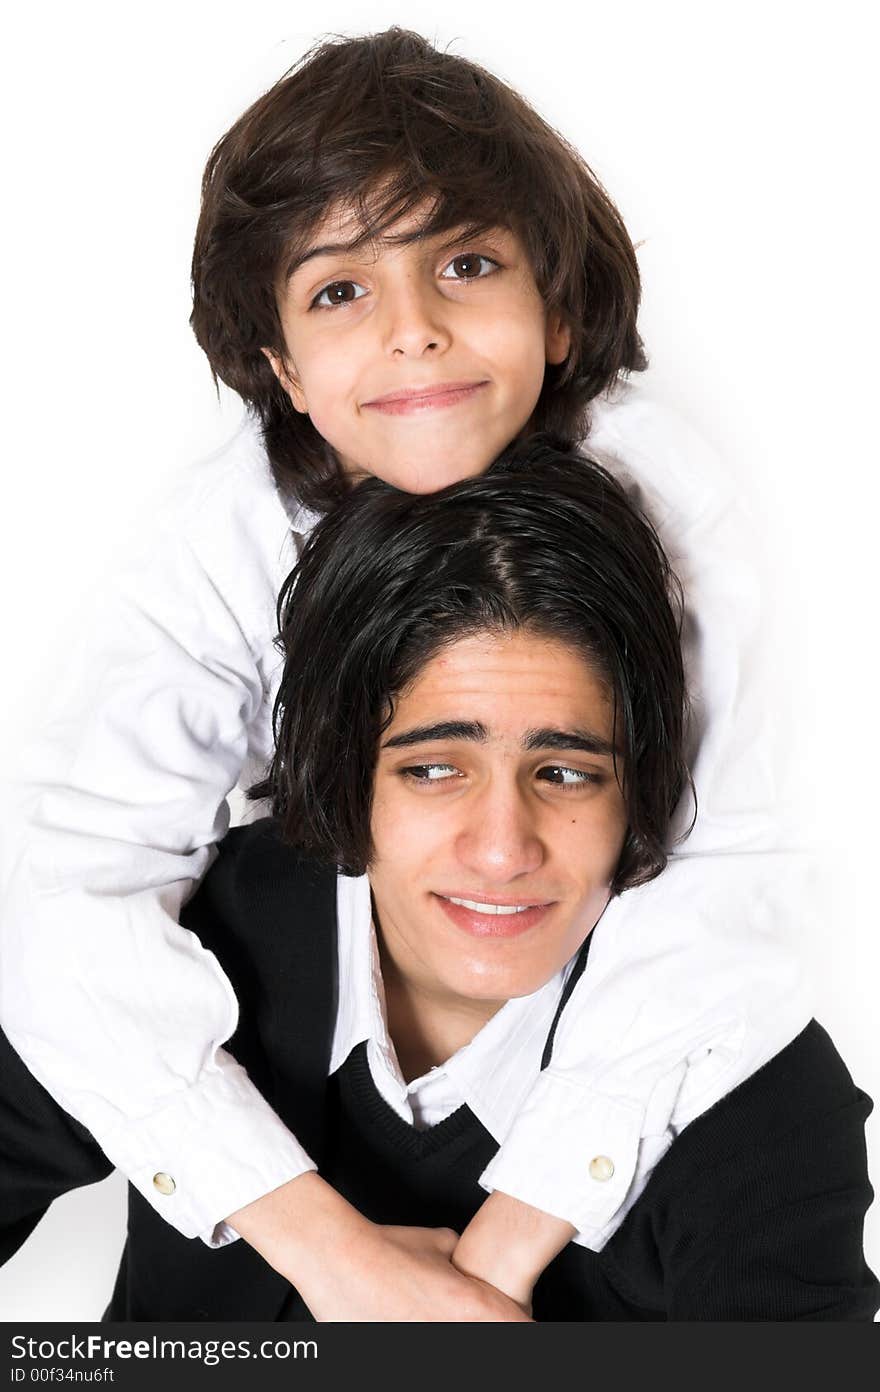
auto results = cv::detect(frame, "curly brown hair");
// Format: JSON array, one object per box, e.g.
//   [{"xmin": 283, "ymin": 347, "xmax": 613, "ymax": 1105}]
[{"xmin": 191, "ymin": 28, "xmax": 646, "ymax": 512}]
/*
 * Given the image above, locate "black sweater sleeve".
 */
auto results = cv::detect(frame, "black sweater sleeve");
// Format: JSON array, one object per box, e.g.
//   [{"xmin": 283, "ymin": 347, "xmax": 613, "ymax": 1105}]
[
  {"xmin": 0, "ymin": 1022, "xmax": 113, "ymax": 1265},
  {"xmin": 650, "ymin": 1023, "xmax": 879, "ymax": 1320}
]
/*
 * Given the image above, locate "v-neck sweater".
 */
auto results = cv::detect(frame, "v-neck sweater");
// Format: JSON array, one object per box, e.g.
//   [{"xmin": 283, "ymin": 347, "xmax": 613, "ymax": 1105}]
[
  {"xmin": 277, "ymin": 1026, "xmax": 879, "ymax": 1322},
  {"xmin": 1, "ymin": 822, "xmax": 874, "ymax": 1321}
]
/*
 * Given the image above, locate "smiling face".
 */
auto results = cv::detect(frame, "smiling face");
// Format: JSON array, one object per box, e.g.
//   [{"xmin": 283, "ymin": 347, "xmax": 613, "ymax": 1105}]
[
  {"xmin": 264, "ymin": 200, "xmax": 571, "ymax": 493},
  {"xmin": 368, "ymin": 629, "xmax": 628, "ymax": 1020}
]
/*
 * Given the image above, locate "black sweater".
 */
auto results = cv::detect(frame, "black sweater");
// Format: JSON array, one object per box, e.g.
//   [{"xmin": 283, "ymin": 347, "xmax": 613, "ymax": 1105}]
[{"xmin": 1, "ymin": 820, "xmax": 877, "ymax": 1320}]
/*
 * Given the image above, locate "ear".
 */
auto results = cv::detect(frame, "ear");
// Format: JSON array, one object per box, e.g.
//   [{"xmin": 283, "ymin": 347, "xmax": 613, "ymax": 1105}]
[
  {"xmin": 544, "ymin": 312, "xmax": 571, "ymax": 367},
  {"xmin": 261, "ymin": 346, "xmax": 308, "ymax": 413}
]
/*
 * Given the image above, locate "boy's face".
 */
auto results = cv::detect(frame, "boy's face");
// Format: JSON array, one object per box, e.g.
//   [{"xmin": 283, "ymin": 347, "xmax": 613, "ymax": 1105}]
[
  {"xmin": 368, "ymin": 629, "xmax": 627, "ymax": 1017},
  {"xmin": 264, "ymin": 201, "xmax": 571, "ymax": 492}
]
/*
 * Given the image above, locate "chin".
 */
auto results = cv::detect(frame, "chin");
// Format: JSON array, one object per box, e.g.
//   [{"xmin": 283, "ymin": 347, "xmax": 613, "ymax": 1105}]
[
  {"xmin": 392, "ymin": 458, "xmax": 487, "ymax": 494},
  {"xmin": 448, "ymin": 959, "xmax": 555, "ymax": 1005},
  {"xmin": 399, "ymin": 432, "xmax": 498, "ymax": 483}
]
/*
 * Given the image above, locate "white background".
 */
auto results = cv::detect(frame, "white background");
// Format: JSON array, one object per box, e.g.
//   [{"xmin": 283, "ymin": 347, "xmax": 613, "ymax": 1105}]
[{"xmin": 1, "ymin": 0, "xmax": 877, "ymax": 1319}]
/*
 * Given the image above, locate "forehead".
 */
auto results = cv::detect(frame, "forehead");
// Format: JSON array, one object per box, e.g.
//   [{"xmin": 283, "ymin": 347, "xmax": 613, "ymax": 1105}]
[
  {"xmin": 309, "ymin": 194, "xmax": 437, "ymax": 246},
  {"xmin": 386, "ymin": 630, "xmax": 613, "ymax": 737},
  {"xmin": 285, "ymin": 190, "xmax": 514, "ymax": 277}
]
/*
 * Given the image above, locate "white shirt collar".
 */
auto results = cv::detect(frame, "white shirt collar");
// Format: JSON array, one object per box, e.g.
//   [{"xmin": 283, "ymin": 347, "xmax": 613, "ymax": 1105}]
[{"xmin": 330, "ymin": 872, "xmax": 573, "ymax": 1144}]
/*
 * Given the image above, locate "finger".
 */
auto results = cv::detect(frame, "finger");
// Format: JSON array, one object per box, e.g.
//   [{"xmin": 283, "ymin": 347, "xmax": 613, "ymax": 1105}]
[
  {"xmin": 397, "ymin": 1225, "xmax": 459, "ymax": 1255},
  {"xmin": 429, "ymin": 1226, "xmax": 459, "ymax": 1255}
]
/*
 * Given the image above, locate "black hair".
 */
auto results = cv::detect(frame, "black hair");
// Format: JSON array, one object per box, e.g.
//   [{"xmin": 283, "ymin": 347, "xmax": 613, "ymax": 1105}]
[{"xmin": 255, "ymin": 435, "xmax": 690, "ymax": 891}]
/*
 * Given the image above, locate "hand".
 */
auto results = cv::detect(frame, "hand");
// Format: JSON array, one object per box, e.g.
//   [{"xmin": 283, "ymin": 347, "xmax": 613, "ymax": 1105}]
[
  {"xmin": 453, "ymin": 1190, "xmax": 576, "ymax": 1309},
  {"xmin": 227, "ymin": 1173, "xmax": 532, "ymax": 1322},
  {"xmin": 301, "ymin": 1221, "xmax": 533, "ymax": 1322}
]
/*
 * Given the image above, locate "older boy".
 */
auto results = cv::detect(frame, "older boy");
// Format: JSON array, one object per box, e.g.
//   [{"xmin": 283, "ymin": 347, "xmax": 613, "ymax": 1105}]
[
  {"xmin": 2, "ymin": 447, "xmax": 874, "ymax": 1321},
  {"xmin": 0, "ymin": 30, "xmax": 811, "ymax": 1311}
]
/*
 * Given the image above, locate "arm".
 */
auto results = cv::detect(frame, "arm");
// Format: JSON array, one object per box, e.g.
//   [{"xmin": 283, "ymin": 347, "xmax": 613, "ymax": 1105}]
[
  {"xmin": 0, "ymin": 433, "xmax": 316, "ymax": 1245},
  {"xmin": 660, "ymin": 1028, "xmax": 879, "ymax": 1320},
  {"xmin": 455, "ymin": 384, "xmax": 813, "ymax": 1292},
  {"xmin": 452, "ymin": 1192, "xmax": 575, "ymax": 1307},
  {"xmin": 0, "ymin": 440, "xmax": 530, "ymax": 1319},
  {"xmin": 0, "ymin": 1031, "xmax": 530, "ymax": 1323},
  {"xmin": 228, "ymin": 1176, "xmax": 532, "ymax": 1321}
]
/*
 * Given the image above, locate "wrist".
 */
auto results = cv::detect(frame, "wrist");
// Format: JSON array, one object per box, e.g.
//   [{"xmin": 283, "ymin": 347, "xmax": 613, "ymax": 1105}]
[
  {"xmin": 453, "ymin": 1191, "xmax": 575, "ymax": 1304},
  {"xmin": 226, "ymin": 1172, "xmax": 371, "ymax": 1287}
]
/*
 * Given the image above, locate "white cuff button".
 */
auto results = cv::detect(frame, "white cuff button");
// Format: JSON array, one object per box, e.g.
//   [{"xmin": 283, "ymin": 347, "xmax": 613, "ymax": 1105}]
[
  {"xmin": 589, "ymin": 1155, "xmax": 615, "ymax": 1182},
  {"xmin": 152, "ymin": 1172, "xmax": 176, "ymax": 1196}
]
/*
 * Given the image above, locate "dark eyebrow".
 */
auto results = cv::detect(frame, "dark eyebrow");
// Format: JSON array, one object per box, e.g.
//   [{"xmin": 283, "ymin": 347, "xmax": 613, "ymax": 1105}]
[
  {"xmin": 522, "ymin": 728, "xmax": 620, "ymax": 758},
  {"xmin": 381, "ymin": 721, "xmax": 619, "ymax": 756},
  {"xmin": 285, "ymin": 240, "xmax": 364, "ymax": 282},
  {"xmin": 382, "ymin": 720, "xmax": 487, "ymax": 749},
  {"xmin": 285, "ymin": 221, "xmax": 505, "ymax": 284}
]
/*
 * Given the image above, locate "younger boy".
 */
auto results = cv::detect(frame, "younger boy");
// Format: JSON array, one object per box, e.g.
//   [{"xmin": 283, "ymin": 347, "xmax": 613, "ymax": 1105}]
[{"xmin": 0, "ymin": 29, "xmax": 810, "ymax": 1313}]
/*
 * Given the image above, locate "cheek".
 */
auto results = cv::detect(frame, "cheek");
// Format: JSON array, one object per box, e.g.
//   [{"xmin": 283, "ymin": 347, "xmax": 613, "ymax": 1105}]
[
  {"xmin": 369, "ymin": 788, "xmax": 441, "ymax": 874},
  {"xmin": 483, "ymin": 307, "xmax": 547, "ymax": 382},
  {"xmin": 296, "ymin": 368, "xmax": 367, "ymax": 463},
  {"xmin": 374, "ymin": 821, "xmax": 445, "ymax": 881},
  {"xmin": 299, "ymin": 345, "xmax": 351, "ymax": 408},
  {"xmin": 564, "ymin": 805, "xmax": 628, "ymax": 888},
  {"xmin": 287, "ymin": 328, "xmax": 357, "ymax": 407}
]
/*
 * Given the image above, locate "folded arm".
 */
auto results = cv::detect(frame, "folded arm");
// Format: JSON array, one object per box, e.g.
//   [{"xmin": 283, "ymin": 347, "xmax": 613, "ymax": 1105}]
[{"xmin": 0, "ymin": 449, "xmax": 316, "ymax": 1244}]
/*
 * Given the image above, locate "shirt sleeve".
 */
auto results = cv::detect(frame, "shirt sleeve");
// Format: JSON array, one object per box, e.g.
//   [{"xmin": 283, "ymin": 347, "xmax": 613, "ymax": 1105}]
[
  {"xmin": 0, "ymin": 434, "xmax": 317, "ymax": 1245},
  {"xmin": 480, "ymin": 384, "xmax": 815, "ymax": 1244}
]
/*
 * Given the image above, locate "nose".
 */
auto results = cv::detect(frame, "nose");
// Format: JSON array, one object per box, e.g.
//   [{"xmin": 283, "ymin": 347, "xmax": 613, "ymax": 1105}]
[
  {"xmin": 454, "ymin": 780, "xmax": 545, "ymax": 884},
  {"xmin": 381, "ymin": 272, "xmax": 452, "ymax": 359}
]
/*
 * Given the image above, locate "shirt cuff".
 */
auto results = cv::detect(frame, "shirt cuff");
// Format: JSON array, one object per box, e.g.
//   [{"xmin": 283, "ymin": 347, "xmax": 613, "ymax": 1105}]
[
  {"xmin": 96, "ymin": 1060, "xmax": 316, "ymax": 1246},
  {"xmin": 479, "ymin": 1070, "xmax": 645, "ymax": 1236}
]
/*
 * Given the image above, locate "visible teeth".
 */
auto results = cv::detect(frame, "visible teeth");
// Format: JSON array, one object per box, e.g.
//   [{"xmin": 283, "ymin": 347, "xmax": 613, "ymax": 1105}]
[{"xmin": 446, "ymin": 897, "xmax": 534, "ymax": 915}]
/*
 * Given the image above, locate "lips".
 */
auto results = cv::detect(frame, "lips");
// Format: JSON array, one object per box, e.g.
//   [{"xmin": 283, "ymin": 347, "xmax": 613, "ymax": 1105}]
[
  {"xmin": 362, "ymin": 381, "xmax": 488, "ymax": 415},
  {"xmin": 434, "ymin": 892, "xmax": 554, "ymax": 939},
  {"xmin": 447, "ymin": 896, "xmax": 536, "ymax": 916}
]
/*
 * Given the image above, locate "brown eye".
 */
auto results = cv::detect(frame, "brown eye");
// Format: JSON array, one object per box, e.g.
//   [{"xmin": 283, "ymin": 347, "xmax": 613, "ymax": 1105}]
[
  {"xmin": 440, "ymin": 253, "xmax": 498, "ymax": 281},
  {"xmin": 536, "ymin": 766, "xmax": 602, "ymax": 789},
  {"xmin": 401, "ymin": 764, "xmax": 461, "ymax": 783},
  {"xmin": 312, "ymin": 280, "xmax": 367, "ymax": 308}
]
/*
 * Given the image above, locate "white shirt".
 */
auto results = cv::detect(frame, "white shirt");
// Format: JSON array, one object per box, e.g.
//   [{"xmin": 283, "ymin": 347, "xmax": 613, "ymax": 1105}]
[
  {"xmin": 0, "ymin": 378, "xmax": 813, "ymax": 1248},
  {"xmin": 321, "ymin": 871, "xmax": 801, "ymax": 1253},
  {"xmin": 331, "ymin": 874, "xmax": 574, "ymax": 1141}
]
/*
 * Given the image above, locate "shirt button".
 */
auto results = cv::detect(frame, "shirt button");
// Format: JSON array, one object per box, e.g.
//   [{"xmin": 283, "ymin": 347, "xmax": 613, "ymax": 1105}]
[
  {"xmin": 589, "ymin": 1155, "xmax": 615, "ymax": 1182},
  {"xmin": 152, "ymin": 1172, "xmax": 176, "ymax": 1196}
]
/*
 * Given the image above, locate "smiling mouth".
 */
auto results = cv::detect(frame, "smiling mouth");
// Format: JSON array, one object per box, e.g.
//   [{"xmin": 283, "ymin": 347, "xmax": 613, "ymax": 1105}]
[
  {"xmin": 435, "ymin": 892, "xmax": 554, "ymax": 938},
  {"xmin": 362, "ymin": 381, "xmax": 488, "ymax": 414},
  {"xmin": 444, "ymin": 896, "xmax": 541, "ymax": 916}
]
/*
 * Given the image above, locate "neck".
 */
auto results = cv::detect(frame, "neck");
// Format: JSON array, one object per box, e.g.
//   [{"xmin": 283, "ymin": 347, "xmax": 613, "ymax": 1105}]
[{"xmin": 376, "ymin": 933, "xmax": 503, "ymax": 1084}]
